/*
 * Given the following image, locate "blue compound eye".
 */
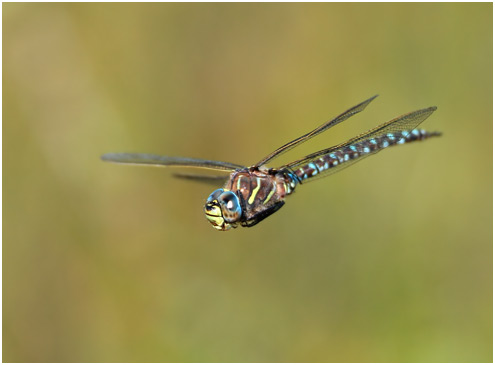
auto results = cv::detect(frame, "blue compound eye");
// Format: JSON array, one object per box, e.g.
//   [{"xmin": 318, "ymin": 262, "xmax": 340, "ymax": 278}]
[
  {"xmin": 218, "ymin": 191, "xmax": 242, "ymax": 223},
  {"xmin": 206, "ymin": 189, "xmax": 224, "ymax": 203},
  {"xmin": 204, "ymin": 189, "xmax": 240, "ymax": 231}
]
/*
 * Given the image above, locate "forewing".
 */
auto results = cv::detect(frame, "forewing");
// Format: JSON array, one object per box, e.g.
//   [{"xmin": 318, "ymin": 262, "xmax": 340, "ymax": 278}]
[
  {"xmin": 254, "ymin": 95, "xmax": 378, "ymax": 167},
  {"xmin": 101, "ymin": 153, "xmax": 243, "ymax": 172}
]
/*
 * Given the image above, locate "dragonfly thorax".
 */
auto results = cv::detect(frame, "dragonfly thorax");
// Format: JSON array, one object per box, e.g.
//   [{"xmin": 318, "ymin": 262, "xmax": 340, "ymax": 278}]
[{"xmin": 203, "ymin": 168, "xmax": 298, "ymax": 231}]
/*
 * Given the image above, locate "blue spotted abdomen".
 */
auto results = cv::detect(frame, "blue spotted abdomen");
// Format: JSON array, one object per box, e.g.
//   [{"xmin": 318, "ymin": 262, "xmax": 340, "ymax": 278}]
[{"xmin": 294, "ymin": 129, "xmax": 439, "ymax": 181}]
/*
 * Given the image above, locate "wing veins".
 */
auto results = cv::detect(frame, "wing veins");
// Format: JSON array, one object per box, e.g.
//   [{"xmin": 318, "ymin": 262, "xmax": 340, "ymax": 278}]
[
  {"xmin": 101, "ymin": 153, "xmax": 243, "ymax": 172},
  {"xmin": 283, "ymin": 106, "xmax": 438, "ymax": 180},
  {"xmin": 254, "ymin": 95, "xmax": 378, "ymax": 167}
]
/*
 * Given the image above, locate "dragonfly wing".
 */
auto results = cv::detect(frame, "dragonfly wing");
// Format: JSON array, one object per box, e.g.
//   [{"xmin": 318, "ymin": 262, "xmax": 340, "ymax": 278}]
[
  {"xmin": 101, "ymin": 153, "xmax": 243, "ymax": 172},
  {"xmin": 284, "ymin": 107, "xmax": 440, "ymax": 183},
  {"xmin": 172, "ymin": 172, "xmax": 230, "ymax": 186},
  {"xmin": 254, "ymin": 95, "xmax": 378, "ymax": 167}
]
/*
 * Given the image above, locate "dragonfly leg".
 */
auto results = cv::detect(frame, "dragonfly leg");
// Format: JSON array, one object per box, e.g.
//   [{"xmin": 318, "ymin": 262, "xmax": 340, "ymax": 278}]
[{"xmin": 241, "ymin": 201, "xmax": 285, "ymax": 228}]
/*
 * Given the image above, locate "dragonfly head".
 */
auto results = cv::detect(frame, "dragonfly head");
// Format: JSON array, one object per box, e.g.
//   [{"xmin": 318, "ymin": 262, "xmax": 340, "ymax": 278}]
[{"xmin": 204, "ymin": 189, "xmax": 242, "ymax": 231}]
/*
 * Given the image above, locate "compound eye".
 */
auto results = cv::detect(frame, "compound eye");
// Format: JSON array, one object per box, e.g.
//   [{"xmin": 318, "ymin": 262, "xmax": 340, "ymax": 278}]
[
  {"xmin": 218, "ymin": 191, "xmax": 242, "ymax": 223},
  {"xmin": 206, "ymin": 188, "xmax": 224, "ymax": 203}
]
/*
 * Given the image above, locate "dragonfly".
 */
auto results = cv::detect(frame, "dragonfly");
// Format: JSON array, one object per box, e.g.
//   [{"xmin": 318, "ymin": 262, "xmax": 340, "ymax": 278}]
[{"xmin": 102, "ymin": 95, "xmax": 441, "ymax": 231}]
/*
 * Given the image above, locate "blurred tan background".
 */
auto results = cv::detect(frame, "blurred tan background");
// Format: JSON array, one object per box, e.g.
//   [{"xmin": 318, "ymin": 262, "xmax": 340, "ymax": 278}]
[{"xmin": 3, "ymin": 3, "xmax": 492, "ymax": 362}]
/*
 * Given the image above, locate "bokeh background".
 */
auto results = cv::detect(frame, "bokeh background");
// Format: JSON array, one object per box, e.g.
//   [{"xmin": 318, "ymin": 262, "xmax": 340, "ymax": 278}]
[{"xmin": 3, "ymin": 3, "xmax": 492, "ymax": 362}]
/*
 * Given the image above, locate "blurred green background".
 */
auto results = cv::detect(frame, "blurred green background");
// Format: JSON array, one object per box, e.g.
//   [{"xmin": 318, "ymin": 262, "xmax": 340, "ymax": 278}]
[{"xmin": 3, "ymin": 3, "xmax": 492, "ymax": 362}]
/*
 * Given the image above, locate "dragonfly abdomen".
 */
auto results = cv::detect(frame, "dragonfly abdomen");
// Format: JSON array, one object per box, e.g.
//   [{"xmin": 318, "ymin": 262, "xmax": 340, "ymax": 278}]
[{"xmin": 294, "ymin": 129, "xmax": 440, "ymax": 181}]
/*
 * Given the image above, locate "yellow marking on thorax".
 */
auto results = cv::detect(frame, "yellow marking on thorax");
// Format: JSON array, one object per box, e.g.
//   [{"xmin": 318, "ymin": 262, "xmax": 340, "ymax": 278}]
[
  {"xmin": 248, "ymin": 177, "xmax": 261, "ymax": 204},
  {"xmin": 263, "ymin": 181, "xmax": 276, "ymax": 205}
]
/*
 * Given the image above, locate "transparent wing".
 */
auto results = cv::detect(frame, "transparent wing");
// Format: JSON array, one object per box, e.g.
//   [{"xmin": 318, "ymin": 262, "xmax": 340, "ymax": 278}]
[
  {"xmin": 254, "ymin": 95, "xmax": 378, "ymax": 167},
  {"xmin": 101, "ymin": 153, "xmax": 243, "ymax": 172},
  {"xmin": 284, "ymin": 106, "xmax": 439, "ymax": 182},
  {"xmin": 172, "ymin": 173, "xmax": 230, "ymax": 186}
]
